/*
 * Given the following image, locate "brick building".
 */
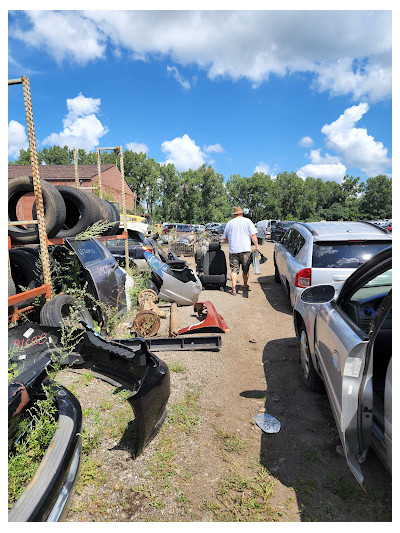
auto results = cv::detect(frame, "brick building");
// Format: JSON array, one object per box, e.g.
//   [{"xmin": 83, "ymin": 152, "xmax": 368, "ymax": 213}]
[{"xmin": 8, "ymin": 164, "xmax": 135, "ymax": 220}]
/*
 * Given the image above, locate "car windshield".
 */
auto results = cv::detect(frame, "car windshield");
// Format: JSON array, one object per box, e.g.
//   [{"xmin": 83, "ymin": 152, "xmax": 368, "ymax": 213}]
[
  {"xmin": 350, "ymin": 269, "xmax": 392, "ymax": 302},
  {"xmin": 312, "ymin": 241, "xmax": 391, "ymax": 268},
  {"xmin": 282, "ymin": 222, "xmax": 294, "ymax": 229}
]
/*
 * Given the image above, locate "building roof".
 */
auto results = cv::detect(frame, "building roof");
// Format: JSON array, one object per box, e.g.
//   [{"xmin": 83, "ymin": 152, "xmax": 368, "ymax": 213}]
[{"xmin": 8, "ymin": 164, "xmax": 115, "ymax": 181}]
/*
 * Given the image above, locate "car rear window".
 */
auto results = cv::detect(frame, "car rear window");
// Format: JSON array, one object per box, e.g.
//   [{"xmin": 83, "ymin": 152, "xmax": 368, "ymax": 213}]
[
  {"xmin": 312, "ymin": 241, "xmax": 391, "ymax": 268},
  {"xmin": 70, "ymin": 240, "xmax": 107, "ymax": 266}
]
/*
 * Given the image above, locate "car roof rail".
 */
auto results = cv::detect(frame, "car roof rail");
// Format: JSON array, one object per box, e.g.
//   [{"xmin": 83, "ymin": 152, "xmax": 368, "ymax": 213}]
[
  {"xmin": 358, "ymin": 220, "xmax": 390, "ymax": 234},
  {"xmin": 296, "ymin": 222, "xmax": 318, "ymax": 236}
]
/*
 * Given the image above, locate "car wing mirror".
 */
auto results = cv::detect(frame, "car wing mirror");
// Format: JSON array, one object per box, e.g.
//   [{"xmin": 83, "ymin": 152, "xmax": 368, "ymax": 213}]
[{"xmin": 300, "ymin": 284, "xmax": 335, "ymax": 304}]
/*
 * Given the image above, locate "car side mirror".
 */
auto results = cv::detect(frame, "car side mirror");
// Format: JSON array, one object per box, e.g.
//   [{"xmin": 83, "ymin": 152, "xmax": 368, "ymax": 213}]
[{"xmin": 300, "ymin": 284, "xmax": 335, "ymax": 304}]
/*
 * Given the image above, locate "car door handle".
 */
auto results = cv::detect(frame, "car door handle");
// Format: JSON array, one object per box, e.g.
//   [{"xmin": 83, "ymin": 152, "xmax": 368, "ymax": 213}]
[{"xmin": 332, "ymin": 275, "xmax": 347, "ymax": 281}]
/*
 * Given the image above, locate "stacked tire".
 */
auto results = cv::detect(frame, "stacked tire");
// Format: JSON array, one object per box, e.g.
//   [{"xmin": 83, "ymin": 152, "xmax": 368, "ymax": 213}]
[{"xmin": 8, "ymin": 177, "xmax": 120, "ymax": 244}]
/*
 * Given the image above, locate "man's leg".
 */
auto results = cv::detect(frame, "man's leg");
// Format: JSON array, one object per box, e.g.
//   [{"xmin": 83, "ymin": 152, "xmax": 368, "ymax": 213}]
[
  {"xmin": 241, "ymin": 252, "xmax": 252, "ymax": 290},
  {"xmin": 229, "ymin": 253, "xmax": 239, "ymax": 294},
  {"xmin": 231, "ymin": 271, "xmax": 238, "ymax": 293}
]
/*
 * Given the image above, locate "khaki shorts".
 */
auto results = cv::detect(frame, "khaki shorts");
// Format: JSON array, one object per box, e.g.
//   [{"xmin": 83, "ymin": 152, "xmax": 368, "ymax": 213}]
[{"xmin": 229, "ymin": 251, "xmax": 252, "ymax": 274}]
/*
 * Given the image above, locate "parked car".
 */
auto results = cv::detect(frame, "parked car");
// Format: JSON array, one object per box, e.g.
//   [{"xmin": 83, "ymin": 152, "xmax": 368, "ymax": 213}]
[
  {"xmin": 274, "ymin": 221, "xmax": 392, "ymax": 308},
  {"xmin": 205, "ymin": 223, "xmax": 219, "ymax": 231},
  {"xmin": 293, "ymin": 246, "xmax": 392, "ymax": 486},
  {"xmin": 192, "ymin": 224, "xmax": 205, "ymax": 233},
  {"xmin": 271, "ymin": 220, "xmax": 296, "ymax": 242},
  {"xmin": 176, "ymin": 224, "xmax": 194, "ymax": 233},
  {"xmin": 256, "ymin": 219, "xmax": 278, "ymax": 241},
  {"xmin": 210, "ymin": 223, "xmax": 226, "ymax": 235}
]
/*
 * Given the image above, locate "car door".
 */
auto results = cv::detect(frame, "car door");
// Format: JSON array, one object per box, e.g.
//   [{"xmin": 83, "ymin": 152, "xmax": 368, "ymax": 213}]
[
  {"xmin": 275, "ymin": 228, "xmax": 293, "ymax": 281},
  {"xmin": 313, "ymin": 252, "xmax": 392, "ymax": 486},
  {"xmin": 285, "ymin": 229, "xmax": 306, "ymax": 290}
]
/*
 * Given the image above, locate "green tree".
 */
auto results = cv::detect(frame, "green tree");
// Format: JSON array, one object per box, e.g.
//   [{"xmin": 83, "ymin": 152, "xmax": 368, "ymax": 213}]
[{"xmin": 359, "ymin": 175, "xmax": 392, "ymax": 219}]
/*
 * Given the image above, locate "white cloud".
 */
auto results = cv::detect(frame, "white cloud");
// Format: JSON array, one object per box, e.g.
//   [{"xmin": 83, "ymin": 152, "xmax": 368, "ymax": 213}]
[
  {"xmin": 10, "ymin": 11, "xmax": 106, "ymax": 65},
  {"xmin": 297, "ymin": 149, "xmax": 346, "ymax": 183},
  {"xmin": 298, "ymin": 136, "xmax": 313, "ymax": 148},
  {"xmin": 312, "ymin": 57, "xmax": 392, "ymax": 103},
  {"xmin": 8, "ymin": 120, "xmax": 29, "ymax": 158},
  {"xmin": 161, "ymin": 134, "xmax": 206, "ymax": 171},
  {"xmin": 204, "ymin": 143, "xmax": 224, "ymax": 153},
  {"xmin": 126, "ymin": 142, "xmax": 149, "ymax": 154},
  {"xmin": 166, "ymin": 65, "xmax": 191, "ymax": 90},
  {"xmin": 42, "ymin": 94, "xmax": 108, "ymax": 151},
  {"xmin": 9, "ymin": 11, "xmax": 392, "ymax": 102},
  {"xmin": 254, "ymin": 162, "xmax": 270, "ymax": 174},
  {"xmin": 321, "ymin": 103, "xmax": 391, "ymax": 176}
]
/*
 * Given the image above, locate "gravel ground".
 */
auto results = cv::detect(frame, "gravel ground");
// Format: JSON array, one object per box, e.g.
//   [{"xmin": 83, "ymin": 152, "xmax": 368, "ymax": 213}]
[{"xmin": 59, "ymin": 241, "xmax": 392, "ymax": 522}]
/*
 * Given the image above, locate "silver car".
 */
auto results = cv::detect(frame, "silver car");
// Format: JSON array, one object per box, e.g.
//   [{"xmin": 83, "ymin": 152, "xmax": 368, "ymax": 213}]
[
  {"xmin": 293, "ymin": 247, "xmax": 392, "ymax": 486},
  {"xmin": 274, "ymin": 221, "xmax": 392, "ymax": 308}
]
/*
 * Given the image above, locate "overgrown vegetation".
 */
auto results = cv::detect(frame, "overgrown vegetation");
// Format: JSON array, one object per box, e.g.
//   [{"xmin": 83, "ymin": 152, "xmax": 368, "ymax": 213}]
[{"xmin": 8, "ymin": 386, "xmax": 59, "ymax": 508}]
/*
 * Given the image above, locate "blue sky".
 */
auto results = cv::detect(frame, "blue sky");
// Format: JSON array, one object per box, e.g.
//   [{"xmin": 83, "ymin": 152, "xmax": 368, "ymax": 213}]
[{"xmin": 8, "ymin": 9, "xmax": 392, "ymax": 183}]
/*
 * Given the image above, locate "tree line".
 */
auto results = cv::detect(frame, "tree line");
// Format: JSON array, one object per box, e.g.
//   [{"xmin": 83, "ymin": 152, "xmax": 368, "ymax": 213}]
[{"xmin": 11, "ymin": 145, "xmax": 392, "ymax": 223}]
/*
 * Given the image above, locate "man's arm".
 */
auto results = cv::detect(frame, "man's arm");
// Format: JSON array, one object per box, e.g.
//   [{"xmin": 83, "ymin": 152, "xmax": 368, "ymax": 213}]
[{"xmin": 251, "ymin": 233, "xmax": 260, "ymax": 251}]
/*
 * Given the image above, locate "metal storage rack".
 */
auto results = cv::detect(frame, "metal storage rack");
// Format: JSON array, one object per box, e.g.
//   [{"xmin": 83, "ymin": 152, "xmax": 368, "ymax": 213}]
[{"xmin": 8, "ymin": 76, "xmax": 130, "ymax": 321}]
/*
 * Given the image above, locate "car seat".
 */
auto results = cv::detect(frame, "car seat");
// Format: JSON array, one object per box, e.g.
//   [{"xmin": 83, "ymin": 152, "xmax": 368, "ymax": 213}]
[{"xmin": 199, "ymin": 242, "xmax": 227, "ymax": 290}]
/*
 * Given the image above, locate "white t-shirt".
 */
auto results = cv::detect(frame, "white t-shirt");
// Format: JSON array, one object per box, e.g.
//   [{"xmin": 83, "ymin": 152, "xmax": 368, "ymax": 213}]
[{"xmin": 223, "ymin": 216, "xmax": 257, "ymax": 253}]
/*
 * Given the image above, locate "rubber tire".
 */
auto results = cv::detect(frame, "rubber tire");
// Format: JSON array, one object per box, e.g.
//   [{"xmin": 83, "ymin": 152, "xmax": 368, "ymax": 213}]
[
  {"xmin": 55, "ymin": 186, "xmax": 96, "ymax": 238},
  {"xmin": 40, "ymin": 294, "xmax": 94, "ymax": 328},
  {"xmin": 8, "ymin": 176, "xmax": 66, "ymax": 243},
  {"xmin": 9, "ymin": 248, "xmax": 43, "ymax": 292},
  {"xmin": 85, "ymin": 194, "xmax": 116, "ymax": 235},
  {"xmin": 105, "ymin": 201, "xmax": 121, "ymax": 235},
  {"xmin": 274, "ymin": 261, "xmax": 281, "ymax": 283},
  {"xmin": 299, "ymin": 322, "xmax": 325, "ymax": 393}
]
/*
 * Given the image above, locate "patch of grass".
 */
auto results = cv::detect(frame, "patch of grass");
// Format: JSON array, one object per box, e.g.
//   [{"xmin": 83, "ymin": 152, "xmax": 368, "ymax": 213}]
[
  {"xmin": 169, "ymin": 361, "xmax": 187, "ymax": 374},
  {"xmin": 326, "ymin": 475, "xmax": 357, "ymax": 500},
  {"xmin": 304, "ymin": 448, "xmax": 320, "ymax": 463},
  {"xmin": 168, "ymin": 389, "xmax": 200, "ymax": 433},
  {"xmin": 148, "ymin": 435, "xmax": 177, "ymax": 481},
  {"xmin": 293, "ymin": 475, "xmax": 318, "ymax": 496},
  {"xmin": 215, "ymin": 429, "xmax": 244, "ymax": 454},
  {"xmin": 75, "ymin": 457, "xmax": 107, "ymax": 495},
  {"xmin": 80, "ymin": 370, "xmax": 95, "ymax": 386},
  {"xmin": 203, "ymin": 467, "xmax": 277, "ymax": 521}
]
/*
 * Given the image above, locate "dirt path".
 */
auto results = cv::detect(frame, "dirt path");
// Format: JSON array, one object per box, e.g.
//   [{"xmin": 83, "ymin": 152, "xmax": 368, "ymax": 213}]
[{"xmin": 61, "ymin": 241, "xmax": 391, "ymax": 522}]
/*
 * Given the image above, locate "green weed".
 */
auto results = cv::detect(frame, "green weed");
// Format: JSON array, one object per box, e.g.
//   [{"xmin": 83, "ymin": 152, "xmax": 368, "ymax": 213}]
[
  {"xmin": 326, "ymin": 475, "xmax": 357, "ymax": 500},
  {"xmin": 169, "ymin": 362, "xmax": 187, "ymax": 374},
  {"xmin": 215, "ymin": 430, "xmax": 244, "ymax": 454}
]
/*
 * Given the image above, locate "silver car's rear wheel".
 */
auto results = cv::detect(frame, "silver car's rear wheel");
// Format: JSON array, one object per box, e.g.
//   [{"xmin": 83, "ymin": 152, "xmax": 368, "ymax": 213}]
[
  {"xmin": 299, "ymin": 323, "xmax": 325, "ymax": 393},
  {"xmin": 300, "ymin": 329, "xmax": 310, "ymax": 380}
]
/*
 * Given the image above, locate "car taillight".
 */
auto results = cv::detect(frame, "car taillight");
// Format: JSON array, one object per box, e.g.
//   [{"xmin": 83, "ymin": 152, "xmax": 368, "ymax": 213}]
[{"xmin": 295, "ymin": 268, "xmax": 311, "ymax": 288}]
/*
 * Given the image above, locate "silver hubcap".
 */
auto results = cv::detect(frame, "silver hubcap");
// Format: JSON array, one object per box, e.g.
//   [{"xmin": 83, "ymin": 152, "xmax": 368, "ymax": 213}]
[{"xmin": 300, "ymin": 330, "xmax": 310, "ymax": 380}]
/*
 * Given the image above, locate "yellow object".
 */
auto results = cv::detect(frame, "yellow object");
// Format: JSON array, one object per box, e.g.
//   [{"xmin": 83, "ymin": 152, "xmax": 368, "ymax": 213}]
[{"xmin": 122, "ymin": 214, "xmax": 148, "ymax": 224}]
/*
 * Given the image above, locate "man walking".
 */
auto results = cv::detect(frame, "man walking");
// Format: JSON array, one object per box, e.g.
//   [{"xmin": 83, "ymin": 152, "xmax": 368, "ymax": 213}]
[{"xmin": 223, "ymin": 207, "xmax": 260, "ymax": 295}]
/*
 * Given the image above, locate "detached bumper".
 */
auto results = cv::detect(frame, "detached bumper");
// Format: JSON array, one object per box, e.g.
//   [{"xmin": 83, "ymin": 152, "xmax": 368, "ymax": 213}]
[{"xmin": 9, "ymin": 383, "xmax": 82, "ymax": 522}]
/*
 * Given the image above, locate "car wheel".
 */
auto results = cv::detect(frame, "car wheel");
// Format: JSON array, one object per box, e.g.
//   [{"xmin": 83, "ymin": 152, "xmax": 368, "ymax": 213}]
[
  {"xmin": 40, "ymin": 294, "xmax": 94, "ymax": 329},
  {"xmin": 299, "ymin": 322, "xmax": 325, "ymax": 393},
  {"xmin": 274, "ymin": 261, "xmax": 280, "ymax": 283}
]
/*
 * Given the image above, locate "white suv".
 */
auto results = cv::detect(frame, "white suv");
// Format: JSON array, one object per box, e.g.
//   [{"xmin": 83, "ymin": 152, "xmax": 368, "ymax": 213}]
[{"xmin": 273, "ymin": 221, "xmax": 392, "ymax": 308}]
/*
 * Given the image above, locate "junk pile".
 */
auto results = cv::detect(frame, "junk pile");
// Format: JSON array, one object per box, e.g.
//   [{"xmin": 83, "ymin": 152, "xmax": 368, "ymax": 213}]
[
  {"xmin": 8, "ymin": 178, "xmax": 120, "ymax": 243},
  {"xmin": 132, "ymin": 238, "xmax": 230, "ymax": 349}
]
